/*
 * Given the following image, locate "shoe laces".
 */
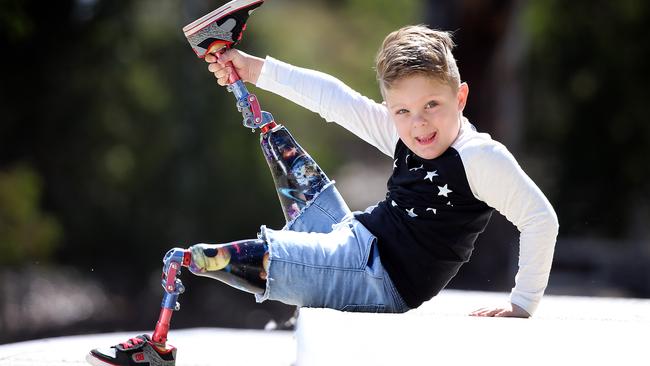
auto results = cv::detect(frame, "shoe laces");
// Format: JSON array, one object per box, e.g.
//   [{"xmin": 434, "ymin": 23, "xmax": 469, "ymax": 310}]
[{"xmin": 120, "ymin": 336, "xmax": 145, "ymax": 349}]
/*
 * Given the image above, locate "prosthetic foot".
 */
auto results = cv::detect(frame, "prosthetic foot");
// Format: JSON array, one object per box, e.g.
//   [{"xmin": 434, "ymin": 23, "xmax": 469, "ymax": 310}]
[
  {"xmin": 86, "ymin": 249, "xmax": 188, "ymax": 366},
  {"xmin": 86, "ymin": 334, "xmax": 176, "ymax": 366},
  {"xmin": 183, "ymin": 0, "xmax": 263, "ymax": 59}
]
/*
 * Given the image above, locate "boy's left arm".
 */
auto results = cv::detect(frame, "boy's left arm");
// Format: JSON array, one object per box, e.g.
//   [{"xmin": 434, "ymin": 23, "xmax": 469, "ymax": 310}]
[{"xmin": 463, "ymin": 141, "xmax": 559, "ymax": 318}]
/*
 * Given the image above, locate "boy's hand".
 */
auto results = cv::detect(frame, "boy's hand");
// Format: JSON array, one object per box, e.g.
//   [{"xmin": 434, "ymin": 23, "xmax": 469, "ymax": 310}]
[
  {"xmin": 469, "ymin": 303, "xmax": 530, "ymax": 318},
  {"xmin": 205, "ymin": 49, "xmax": 264, "ymax": 86}
]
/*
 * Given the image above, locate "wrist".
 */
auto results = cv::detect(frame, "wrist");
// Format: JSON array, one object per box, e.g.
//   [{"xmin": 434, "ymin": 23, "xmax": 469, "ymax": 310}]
[{"xmin": 249, "ymin": 55, "xmax": 265, "ymax": 85}]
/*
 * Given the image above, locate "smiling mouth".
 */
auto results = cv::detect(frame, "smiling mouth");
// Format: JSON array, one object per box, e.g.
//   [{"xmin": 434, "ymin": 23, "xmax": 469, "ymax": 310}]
[{"xmin": 415, "ymin": 132, "xmax": 436, "ymax": 144}]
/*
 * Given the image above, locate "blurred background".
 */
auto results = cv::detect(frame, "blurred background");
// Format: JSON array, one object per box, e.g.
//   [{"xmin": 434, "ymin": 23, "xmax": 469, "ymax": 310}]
[{"xmin": 1, "ymin": 0, "xmax": 649, "ymax": 344}]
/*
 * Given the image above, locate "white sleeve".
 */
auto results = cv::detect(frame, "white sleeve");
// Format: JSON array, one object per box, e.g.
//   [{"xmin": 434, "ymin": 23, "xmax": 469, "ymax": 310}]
[
  {"xmin": 255, "ymin": 56, "xmax": 398, "ymax": 157},
  {"xmin": 462, "ymin": 142, "xmax": 559, "ymax": 315}
]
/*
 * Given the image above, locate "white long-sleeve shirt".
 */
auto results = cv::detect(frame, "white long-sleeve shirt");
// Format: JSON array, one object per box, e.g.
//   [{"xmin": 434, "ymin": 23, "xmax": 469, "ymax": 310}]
[{"xmin": 256, "ymin": 56, "xmax": 559, "ymax": 315}]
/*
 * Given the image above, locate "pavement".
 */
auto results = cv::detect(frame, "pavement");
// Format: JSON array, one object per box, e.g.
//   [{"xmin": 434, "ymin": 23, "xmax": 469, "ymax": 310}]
[{"xmin": 1, "ymin": 290, "xmax": 648, "ymax": 366}]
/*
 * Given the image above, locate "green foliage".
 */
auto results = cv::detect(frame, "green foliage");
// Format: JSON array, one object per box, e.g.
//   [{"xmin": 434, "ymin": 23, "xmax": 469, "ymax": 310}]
[
  {"xmin": 0, "ymin": 0, "xmax": 422, "ymax": 270},
  {"xmin": 522, "ymin": 0, "xmax": 650, "ymax": 237},
  {"xmin": 0, "ymin": 166, "xmax": 61, "ymax": 265}
]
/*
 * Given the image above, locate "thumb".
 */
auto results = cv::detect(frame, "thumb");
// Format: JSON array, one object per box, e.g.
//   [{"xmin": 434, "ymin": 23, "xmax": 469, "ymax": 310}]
[{"xmin": 217, "ymin": 48, "xmax": 237, "ymax": 65}]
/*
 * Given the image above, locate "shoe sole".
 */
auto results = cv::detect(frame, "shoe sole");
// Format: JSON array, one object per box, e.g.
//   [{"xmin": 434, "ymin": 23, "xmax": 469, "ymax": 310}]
[
  {"xmin": 182, "ymin": 0, "xmax": 263, "ymax": 36},
  {"xmin": 85, "ymin": 352, "xmax": 119, "ymax": 366}
]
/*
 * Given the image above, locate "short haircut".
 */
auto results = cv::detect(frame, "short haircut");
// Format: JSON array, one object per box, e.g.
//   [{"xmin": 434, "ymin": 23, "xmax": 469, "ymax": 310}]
[{"xmin": 375, "ymin": 25, "xmax": 460, "ymax": 92}]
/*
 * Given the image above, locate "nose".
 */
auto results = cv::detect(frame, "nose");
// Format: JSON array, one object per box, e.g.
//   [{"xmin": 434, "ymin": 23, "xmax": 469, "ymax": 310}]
[{"xmin": 410, "ymin": 113, "xmax": 427, "ymax": 127}]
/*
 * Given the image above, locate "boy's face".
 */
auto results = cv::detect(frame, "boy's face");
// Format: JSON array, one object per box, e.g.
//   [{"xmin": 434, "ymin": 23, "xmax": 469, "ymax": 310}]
[{"xmin": 383, "ymin": 75, "xmax": 468, "ymax": 160}]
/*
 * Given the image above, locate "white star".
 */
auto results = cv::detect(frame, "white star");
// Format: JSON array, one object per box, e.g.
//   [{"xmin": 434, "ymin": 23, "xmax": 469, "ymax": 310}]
[
  {"xmin": 446, "ymin": 201, "xmax": 454, "ymax": 207},
  {"xmin": 426, "ymin": 208, "xmax": 437, "ymax": 214},
  {"xmin": 406, "ymin": 208, "xmax": 418, "ymax": 217},
  {"xmin": 391, "ymin": 200, "xmax": 398, "ymax": 207},
  {"xmin": 405, "ymin": 154, "xmax": 410, "ymax": 165},
  {"xmin": 409, "ymin": 164, "xmax": 424, "ymax": 172},
  {"xmin": 438, "ymin": 184, "xmax": 452, "ymax": 197},
  {"xmin": 393, "ymin": 159, "xmax": 398, "ymax": 169},
  {"xmin": 424, "ymin": 170, "xmax": 439, "ymax": 182}
]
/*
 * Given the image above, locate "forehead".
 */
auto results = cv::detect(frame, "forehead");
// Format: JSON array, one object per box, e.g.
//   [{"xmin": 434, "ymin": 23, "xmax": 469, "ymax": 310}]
[{"xmin": 382, "ymin": 74, "xmax": 455, "ymax": 105}]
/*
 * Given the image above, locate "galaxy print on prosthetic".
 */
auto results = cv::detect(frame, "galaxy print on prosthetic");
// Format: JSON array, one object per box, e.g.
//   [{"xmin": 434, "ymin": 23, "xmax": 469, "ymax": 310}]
[
  {"xmin": 188, "ymin": 239, "xmax": 269, "ymax": 295},
  {"xmin": 260, "ymin": 125, "xmax": 330, "ymax": 222}
]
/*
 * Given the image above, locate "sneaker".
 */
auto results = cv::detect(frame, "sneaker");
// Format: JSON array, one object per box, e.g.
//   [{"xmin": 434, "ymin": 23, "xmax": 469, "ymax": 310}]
[
  {"xmin": 86, "ymin": 334, "xmax": 176, "ymax": 366},
  {"xmin": 183, "ymin": 0, "xmax": 264, "ymax": 57}
]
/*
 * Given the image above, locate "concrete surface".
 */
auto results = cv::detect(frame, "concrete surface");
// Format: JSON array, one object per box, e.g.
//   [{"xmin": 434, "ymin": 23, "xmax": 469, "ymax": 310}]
[
  {"xmin": 0, "ymin": 328, "xmax": 294, "ymax": 366},
  {"xmin": 296, "ymin": 290, "xmax": 650, "ymax": 365},
  {"xmin": 1, "ymin": 290, "xmax": 649, "ymax": 366}
]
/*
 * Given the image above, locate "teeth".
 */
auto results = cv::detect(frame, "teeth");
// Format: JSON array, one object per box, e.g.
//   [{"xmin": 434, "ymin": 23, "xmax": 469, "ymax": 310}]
[{"xmin": 416, "ymin": 133, "xmax": 435, "ymax": 142}]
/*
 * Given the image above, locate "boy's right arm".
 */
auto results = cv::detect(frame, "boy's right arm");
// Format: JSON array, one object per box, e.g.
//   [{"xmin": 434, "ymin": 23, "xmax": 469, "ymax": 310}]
[{"xmin": 206, "ymin": 50, "xmax": 398, "ymax": 158}]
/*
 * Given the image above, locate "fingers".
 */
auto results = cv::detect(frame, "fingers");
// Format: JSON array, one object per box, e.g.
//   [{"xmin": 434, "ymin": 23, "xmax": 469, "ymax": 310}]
[
  {"xmin": 204, "ymin": 48, "xmax": 236, "ymax": 64},
  {"xmin": 469, "ymin": 307, "xmax": 486, "ymax": 316},
  {"xmin": 204, "ymin": 53, "xmax": 217, "ymax": 63},
  {"xmin": 469, "ymin": 306, "xmax": 530, "ymax": 318},
  {"xmin": 206, "ymin": 61, "xmax": 232, "ymax": 86},
  {"xmin": 493, "ymin": 309, "xmax": 512, "ymax": 317},
  {"xmin": 204, "ymin": 50, "xmax": 238, "ymax": 86},
  {"xmin": 469, "ymin": 307, "xmax": 505, "ymax": 317}
]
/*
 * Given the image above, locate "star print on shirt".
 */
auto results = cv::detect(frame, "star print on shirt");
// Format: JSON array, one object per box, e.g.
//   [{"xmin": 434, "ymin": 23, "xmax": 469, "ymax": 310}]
[
  {"xmin": 426, "ymin": 208, "xmax": 437, "ymax": 214},
  {"xmin": 438, "ymin": 184, "xmax": 452, "ymax": 197},
  {"xmin": 393, "ymin": 159, "xmax": 398, "ymax": 169},
  {"xmin": 406, "ymin": 208, "xmax": 418, "ymax": 217},
  {"xmin": 409, "ymin": 164, "xmax": 424, "ymax": 172},
  {"xmin": 405, "ymin": 154, "xmax": 410, "ymax": 165},
  {"xmin": 391, "ymin": 200, "xmax": 398, "ymax": 207},
  {"xmin": 424, "ymin": 170, "xmax": 439, "ymax": 182}
]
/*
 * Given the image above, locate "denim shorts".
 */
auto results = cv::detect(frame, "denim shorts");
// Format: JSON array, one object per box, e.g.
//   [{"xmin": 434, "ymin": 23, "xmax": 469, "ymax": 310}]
[{"xmin": 255, "ymin": 183, "xmax": 409, "ymax": 313}]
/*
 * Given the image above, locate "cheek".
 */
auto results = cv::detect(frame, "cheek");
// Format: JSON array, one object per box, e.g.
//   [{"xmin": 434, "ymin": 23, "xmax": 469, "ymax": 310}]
[
  {"xmin": 436, "ymin": 107, "xmax": 458, "ymax": 125},
  {"xmin": 393, "ymin": 119, "xmax": 412, "ymax": 139}
]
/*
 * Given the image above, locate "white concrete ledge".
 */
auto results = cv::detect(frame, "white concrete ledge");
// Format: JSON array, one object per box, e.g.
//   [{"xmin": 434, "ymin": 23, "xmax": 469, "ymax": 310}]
[
  {"xmin": 296, "ymin": 290, "xmax": 650, "ymax": 366},
  {"xmin": 2, "ymin": 290, "xmax": 648, "ymax": 365},
  {"xmin": 0, "ymin": 328, "xmax": 294, "ymax": 366}
]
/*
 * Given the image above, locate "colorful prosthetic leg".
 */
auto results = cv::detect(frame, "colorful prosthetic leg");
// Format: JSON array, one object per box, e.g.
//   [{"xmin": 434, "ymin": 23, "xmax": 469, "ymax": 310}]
[{"xmin": 87, "ymin": 1, "xmax": 332, "ymax": 364}]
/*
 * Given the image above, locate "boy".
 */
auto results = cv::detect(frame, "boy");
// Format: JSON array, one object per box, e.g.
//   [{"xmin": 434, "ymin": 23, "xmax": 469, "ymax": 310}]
[
  {"xmin": 204, "ymin": 25, "xmax": 558, "ymax": 317},
  {"xmin": 87, "ymin": 25, "xmax": 558, "ymax": 366}
]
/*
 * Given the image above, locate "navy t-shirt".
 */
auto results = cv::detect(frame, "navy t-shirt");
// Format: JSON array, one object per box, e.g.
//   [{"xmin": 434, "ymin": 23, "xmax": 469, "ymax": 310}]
[{"xmin": 355, "ymin": 140, "xmax": 494, "ymax": 308}]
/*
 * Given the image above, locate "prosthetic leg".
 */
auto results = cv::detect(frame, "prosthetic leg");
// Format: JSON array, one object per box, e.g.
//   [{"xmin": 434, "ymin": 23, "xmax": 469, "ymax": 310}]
[{"xmin": 87, "ymin": 1, "xmax": 331, "ymax": 364}]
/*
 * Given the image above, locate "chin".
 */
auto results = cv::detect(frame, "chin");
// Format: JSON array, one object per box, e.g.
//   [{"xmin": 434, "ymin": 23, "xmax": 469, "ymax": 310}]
[
  {"xmin": 422, "ymin": 153, "xmax": 442, "ymax": 160},
  {"xmin": 414, "ymin": 149, "xmax": 442, "ymax": 160}
]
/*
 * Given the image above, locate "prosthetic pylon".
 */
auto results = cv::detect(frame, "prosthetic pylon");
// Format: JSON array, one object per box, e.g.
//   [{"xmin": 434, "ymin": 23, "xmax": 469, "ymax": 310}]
[{"xmin": 150, "ymin": 248, "xmax": 191, "ymax": 348}]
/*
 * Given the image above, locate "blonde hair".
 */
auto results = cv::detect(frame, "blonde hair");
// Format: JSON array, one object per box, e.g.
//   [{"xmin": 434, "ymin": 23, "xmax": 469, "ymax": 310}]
[{"xmin": 375, "ymin": 25, "xmax": 460, "ymax": 91}]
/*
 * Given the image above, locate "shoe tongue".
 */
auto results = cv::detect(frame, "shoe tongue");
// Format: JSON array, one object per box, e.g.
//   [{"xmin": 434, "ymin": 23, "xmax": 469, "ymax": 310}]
[{"xmin": 116, "ymin": 334, "xmax": 149, "ymax": 350}]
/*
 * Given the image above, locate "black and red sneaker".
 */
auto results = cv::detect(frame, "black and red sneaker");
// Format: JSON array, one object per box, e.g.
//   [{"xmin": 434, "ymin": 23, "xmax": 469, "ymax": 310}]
[
  {"xmin": 182, "ymin": 0, "xmax": 265, "ymax": 58},
  {"xmin": 86, "ymin": 334, "xmax": 176, "ymax": 366}
]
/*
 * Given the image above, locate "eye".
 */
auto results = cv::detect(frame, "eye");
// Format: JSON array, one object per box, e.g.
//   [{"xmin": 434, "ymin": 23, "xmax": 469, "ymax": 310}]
[
  {"xmin": 395, "ymin": 108, "xmax": 409, "ymax": 115},
  {"xmin": 424, "ymin": 101, "xmax": 438, "ymax": 109}
]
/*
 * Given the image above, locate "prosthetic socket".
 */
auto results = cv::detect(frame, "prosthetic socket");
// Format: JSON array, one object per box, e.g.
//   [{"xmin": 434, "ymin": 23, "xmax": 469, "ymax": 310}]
[{"xmin": 187, "ymin": 240, "xmax": 269, "ymax": 295}]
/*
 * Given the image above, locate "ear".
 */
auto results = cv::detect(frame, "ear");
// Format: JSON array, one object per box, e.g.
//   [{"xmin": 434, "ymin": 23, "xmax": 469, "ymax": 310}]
[{"xmin": 457, "ymin": 82, "xmax": 469, "ymax": 112}]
